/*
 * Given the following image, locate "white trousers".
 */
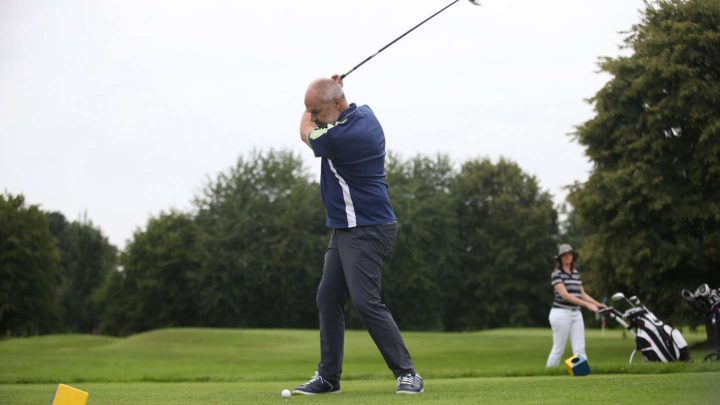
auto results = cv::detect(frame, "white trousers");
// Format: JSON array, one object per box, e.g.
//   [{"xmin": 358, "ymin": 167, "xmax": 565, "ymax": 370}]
[{"xmin": 546, "ymin": 307, "xmax": 586, "ymax": 367}]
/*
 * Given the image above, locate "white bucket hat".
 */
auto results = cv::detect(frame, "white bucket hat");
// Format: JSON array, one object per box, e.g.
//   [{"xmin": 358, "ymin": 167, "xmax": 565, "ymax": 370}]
[{"xmin": 555, "ymin": 244, "xmax": 578, "ymax": 261}]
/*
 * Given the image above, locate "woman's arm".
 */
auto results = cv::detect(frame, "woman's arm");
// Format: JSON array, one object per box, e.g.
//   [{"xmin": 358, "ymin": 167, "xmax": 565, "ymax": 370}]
[
  {"xmin": 554, "ymin": 283, "xmax": 599, "ymax": 312},
  {"xmin": 580, "ymin": 287, "xmax": 605, "ymax": 308}
]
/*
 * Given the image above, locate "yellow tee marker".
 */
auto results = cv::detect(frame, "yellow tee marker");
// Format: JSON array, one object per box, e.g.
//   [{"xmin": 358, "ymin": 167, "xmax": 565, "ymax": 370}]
[{"xmin": 51, "ymin": 384, "xmax": 89, "ymax": 405}]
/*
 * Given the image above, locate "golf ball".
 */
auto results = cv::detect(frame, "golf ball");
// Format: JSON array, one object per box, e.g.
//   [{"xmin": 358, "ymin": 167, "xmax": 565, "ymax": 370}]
[{"xmin": 281, "ymin": 389, "xmax": 291, "ymax": 399}]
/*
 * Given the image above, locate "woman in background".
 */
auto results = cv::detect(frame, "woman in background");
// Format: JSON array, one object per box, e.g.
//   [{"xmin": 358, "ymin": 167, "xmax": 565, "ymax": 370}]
[{"xmin": 546, "ymin": 244, "xmax": 605, "ymax": 367}]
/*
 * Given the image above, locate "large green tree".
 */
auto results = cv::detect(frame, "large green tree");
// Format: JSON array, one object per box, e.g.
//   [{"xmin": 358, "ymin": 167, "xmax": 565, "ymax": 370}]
[
  {"xmin": 383, "ymin": 154, "xmax": 460, "ymax": 330},
  {"xmin": 47, "ymin": 212, "xmax": 117, "ymax": 333},
  {"xmin": 192, "ymin": 150, "xmax": 326, "ymax": 328},
  {"xmin": 95, "ymin": 211, "xmax": 199, "ymax": 335},
  {"xmin": 569, "ymin": 0, "xmax": 720, "ymax": 323},
  {"xmin": 0, "ymin": 193, "xmax": 61, "ymax": 336},
  {"xmin": 446, "ymin": 159, "xmax": 558, "ymax": 330}
]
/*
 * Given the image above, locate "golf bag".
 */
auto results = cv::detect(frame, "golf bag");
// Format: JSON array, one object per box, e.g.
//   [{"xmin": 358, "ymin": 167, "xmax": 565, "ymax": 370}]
[
  {"xmin": 680, "ymin": 283, "xmax": 720, "ymax": 362},
  {"xmin": 599, "ymin": 292, "xmax": 690, "ymax": 365}
]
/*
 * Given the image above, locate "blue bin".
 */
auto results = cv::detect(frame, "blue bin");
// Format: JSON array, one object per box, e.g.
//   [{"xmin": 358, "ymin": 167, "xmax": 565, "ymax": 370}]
[{"xmin": 564, "ymin": 353, "xmax": 591, "ymax": 376}]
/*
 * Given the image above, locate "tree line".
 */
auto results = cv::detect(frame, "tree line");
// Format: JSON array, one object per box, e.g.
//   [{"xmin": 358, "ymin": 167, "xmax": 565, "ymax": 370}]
[
  {"xmin": 0, "ymin": 153, "xmax": 558, "ymax": 336},
  {"xmin": 1, "ymin": 0, "xmax": 718, "ymax": 337}
]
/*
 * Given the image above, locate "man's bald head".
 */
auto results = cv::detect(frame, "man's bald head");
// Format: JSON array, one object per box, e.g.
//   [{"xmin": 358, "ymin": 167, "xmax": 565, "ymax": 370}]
[
  {"xmin": 304, "ymin": 78, "xmax": 349, "ymax": 128},
  {"xmin": 306, "ymin": 78, "xmax": 346, "ymax": 104}
]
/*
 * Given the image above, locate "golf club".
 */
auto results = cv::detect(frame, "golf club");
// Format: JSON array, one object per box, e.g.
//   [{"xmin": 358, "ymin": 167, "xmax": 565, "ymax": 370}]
[
  {"xmin": 611, "ymin": 292, "xmax": 636, "ymax": 307},
  {"xmin": 340, "ymin": 0, "xmax": 482, "ymax": 79},
  {"xmin": 696, "ymin": 283, "xmax": 711, "ymax": 297}
]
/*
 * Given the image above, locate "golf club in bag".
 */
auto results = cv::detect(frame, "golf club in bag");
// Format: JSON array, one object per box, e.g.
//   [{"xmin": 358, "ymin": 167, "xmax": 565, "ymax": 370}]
[
  {"xmin": 680, "ymin": 283, "xmax": 720, "ymax": 362},
  {"xmin": 598, "ymin": 292, "xmax": 690, "ymax": 365}
]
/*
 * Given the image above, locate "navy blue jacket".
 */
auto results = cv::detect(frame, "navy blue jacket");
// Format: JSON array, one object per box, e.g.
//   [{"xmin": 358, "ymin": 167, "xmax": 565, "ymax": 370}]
[{"xmin": 309, "ymin": 103, "xmax": 396, "ymax": 228}]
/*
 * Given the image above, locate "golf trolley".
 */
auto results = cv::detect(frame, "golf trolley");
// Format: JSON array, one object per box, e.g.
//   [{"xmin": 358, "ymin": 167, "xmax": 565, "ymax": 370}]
[
  {"xmin": 598, "ymin": 292, "xmax": 690, "ymax": 365},
  {"xmin": 680, "ymin": 283, "xmax": 720, "ymax": 362}
]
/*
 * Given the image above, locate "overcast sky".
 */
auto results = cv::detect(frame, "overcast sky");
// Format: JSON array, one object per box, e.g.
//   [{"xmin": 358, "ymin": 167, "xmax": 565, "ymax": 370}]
[{"xmin": 0, "ymin": 0, "xmax": 645, "ymax": 248}]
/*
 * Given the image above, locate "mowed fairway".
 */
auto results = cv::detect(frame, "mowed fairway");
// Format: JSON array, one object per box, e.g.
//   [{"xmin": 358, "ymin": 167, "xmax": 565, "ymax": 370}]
[{"xmin": 1, "ymin": 328, "xmax": 718, "ymax": 404}]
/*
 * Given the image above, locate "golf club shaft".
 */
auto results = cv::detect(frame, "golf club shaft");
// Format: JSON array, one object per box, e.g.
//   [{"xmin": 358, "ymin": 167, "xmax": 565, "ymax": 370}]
[{"xmin": 340, "ymin": 0, "xmax": 461, "ymax": 79}]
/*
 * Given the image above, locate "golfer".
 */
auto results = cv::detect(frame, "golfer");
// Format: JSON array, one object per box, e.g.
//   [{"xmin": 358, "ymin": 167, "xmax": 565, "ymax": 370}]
[
  {"xmin": 292, "ymin": 75, "xmax": 422, "ymax": 395},
  {"xmin": 546, "ymin": 244, "xmax": 605, "ymax": 367}
]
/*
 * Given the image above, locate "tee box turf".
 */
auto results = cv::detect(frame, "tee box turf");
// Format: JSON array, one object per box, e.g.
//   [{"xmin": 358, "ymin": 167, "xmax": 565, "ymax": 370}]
[
  {"xmin": 565, "ymin": 354, "xmax": 591, "ymax": 377},
  {"xmin": 51, "ymin": 384, "xmax": 89, "ymax": 405}
]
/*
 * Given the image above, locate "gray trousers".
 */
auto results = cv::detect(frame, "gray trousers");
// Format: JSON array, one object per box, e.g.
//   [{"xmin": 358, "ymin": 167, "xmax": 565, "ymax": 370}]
[{"xmin": 316, "ymin": 222, "xmax": 415, "ymax": 382}]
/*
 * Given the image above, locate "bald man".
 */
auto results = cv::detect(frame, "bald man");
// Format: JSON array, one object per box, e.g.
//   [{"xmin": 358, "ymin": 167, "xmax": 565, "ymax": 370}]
[{"xmin": 292, "ymin": 75, "xmax": 423, "ymax": 395}]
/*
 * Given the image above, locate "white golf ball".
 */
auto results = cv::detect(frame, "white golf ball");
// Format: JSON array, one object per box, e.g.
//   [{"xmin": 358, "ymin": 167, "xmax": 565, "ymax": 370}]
[{"xmin": 281, "ymin": 389, "xmax": 291, "ymax": 399}]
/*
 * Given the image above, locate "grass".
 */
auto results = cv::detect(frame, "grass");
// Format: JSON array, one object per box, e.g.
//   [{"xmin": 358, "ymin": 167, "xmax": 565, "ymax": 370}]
[
  {"xmin": 1, "ymin": 327, "xmax": 718, "ymax": 404},
  {"xmin": 1, "ymin": 374, "xmax": 718, "ymax": 404}
]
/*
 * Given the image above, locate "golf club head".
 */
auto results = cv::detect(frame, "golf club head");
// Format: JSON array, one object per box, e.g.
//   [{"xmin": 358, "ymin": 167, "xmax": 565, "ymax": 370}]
[
  {"xmin": 629, "ymin": 296, "xmax": 640, "ymax": 305},
  {"xmin": 611, "ymin": 292, "xmax": 637, "ymax": 307},
  {"xmin": 696, "ymin": 283, "xmax": 710, "ymax": 297},
  {"xmin": 467, "ymin": 0, "xmax": 482, "ymax": 5},
  {"xmin": 611, "ymin": 292, "xmax": 626, "ymax": 302},
  {"xmin": 680, "ymin": 289, "xmax": 696, "ymax": 302}
]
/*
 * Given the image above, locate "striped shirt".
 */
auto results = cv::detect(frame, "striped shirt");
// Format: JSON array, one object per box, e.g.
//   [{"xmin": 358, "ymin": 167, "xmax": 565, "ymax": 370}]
[{"xmin": 551, "ymin": 268, "xmax": 582, "ymax": 309}]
